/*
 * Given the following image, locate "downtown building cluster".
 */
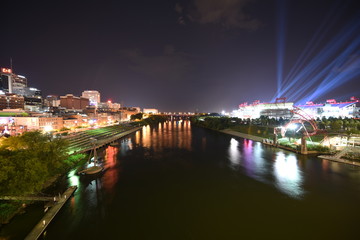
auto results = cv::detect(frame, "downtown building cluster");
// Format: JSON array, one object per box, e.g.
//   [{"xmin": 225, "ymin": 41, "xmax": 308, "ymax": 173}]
[{"xmin": 0, "ymin": 67, "xmax": 157, "ymax": 136}]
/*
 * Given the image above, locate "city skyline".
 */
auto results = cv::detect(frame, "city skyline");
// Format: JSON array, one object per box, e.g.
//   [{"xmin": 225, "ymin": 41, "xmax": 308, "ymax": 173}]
[{"xmin": 1, "ymin": 0, "xmax": 359, "ymax": 112}]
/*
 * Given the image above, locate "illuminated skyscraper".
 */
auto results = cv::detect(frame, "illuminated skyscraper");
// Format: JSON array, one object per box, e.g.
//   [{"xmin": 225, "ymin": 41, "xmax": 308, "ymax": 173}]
[
  {"xmin": 0, "ymin": 68, "xmax": 28, "ymax": 94},
  {"xmin": 0, "ymin": 68, "xmax": 13, "ymax": 93},
  {"xmin": 82, "ymin": 90, "xmax": 100, "ymax": 107}
]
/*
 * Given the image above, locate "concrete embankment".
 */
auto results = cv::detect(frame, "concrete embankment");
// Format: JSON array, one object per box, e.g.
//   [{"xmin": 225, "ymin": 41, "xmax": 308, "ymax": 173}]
[{"xmin": 24, "ymin": 186, "xmax": 77, "ymax": 240}]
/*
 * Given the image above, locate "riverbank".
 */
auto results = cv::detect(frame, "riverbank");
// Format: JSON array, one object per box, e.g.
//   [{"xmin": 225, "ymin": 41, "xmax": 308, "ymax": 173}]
[
  {"xmin": 0, "ymin": 125, "xmax": 142, "ymax": 226},
  {"xmin": 220, "ymin": 128, "xmax": 360, "ymax": 167}
]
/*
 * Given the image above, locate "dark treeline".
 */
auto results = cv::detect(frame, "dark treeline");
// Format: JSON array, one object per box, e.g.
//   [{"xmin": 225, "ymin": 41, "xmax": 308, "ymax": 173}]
[{"xmin": 130, "ymin": 114, "xmax": 170, "ymax": 125}]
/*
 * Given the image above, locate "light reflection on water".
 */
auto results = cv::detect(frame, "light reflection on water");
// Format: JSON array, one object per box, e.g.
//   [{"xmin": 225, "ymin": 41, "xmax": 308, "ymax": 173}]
[
  {"xmin": 103, "ymin": 146, "xmax": 119, "ymax": 192},
  {"xmin": 68, "ymin": 169, "xmax": 79, "ymax": 187},
  {"xmin": 137, "ymin": 121, "xmax": 192, "ymax": 151},
  {"xmin": 240, "ymin": 139, "xmax": 268, "ymax": 182},
  {"xmin": 273, "ymin": 152, "xmax": 304, "ymax": 198},
  {"xmin": 228, "ymin": 138, "xmax": 240, "ymax": 166},
  {"xmin": 228, "ymin": 138, "xmax": 304, "ymax": 198}
]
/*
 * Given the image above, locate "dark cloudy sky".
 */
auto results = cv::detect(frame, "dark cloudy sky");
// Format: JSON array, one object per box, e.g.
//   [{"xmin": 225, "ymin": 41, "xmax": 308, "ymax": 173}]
[{"xmin": 1, "ymin": 0, "xmax": 359, "ymax": 112}]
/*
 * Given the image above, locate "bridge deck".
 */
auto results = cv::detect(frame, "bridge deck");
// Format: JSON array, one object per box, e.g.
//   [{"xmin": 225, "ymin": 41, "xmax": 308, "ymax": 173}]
[{"xmin": 24, "ymin": 186, "xmax": 77, "ymax": 240}]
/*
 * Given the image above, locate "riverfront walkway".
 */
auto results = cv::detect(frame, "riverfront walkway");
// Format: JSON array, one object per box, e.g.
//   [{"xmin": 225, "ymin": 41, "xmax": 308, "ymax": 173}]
[
  {"xmin": 219, "ymin": 129, "xmax": 265, "ymax": 142},
  {"xmin": 24, "ymin": 186, "xmax": 77, "ymax": 240}
]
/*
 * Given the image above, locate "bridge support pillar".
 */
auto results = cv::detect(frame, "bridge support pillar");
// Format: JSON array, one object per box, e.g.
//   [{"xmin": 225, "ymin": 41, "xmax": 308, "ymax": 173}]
[
  {"xmin": 301, "ymin": 136, "xmax": 308, "ymax": 154},
  {"xmin": 273, "ymin": 134, "xmax": 278, "ymax": 146}
]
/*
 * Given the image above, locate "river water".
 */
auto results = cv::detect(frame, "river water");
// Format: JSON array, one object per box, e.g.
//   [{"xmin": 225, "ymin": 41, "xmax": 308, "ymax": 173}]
[{"xmin": 1, "ymin": 121, "xmax": 360, "ymax": 239}]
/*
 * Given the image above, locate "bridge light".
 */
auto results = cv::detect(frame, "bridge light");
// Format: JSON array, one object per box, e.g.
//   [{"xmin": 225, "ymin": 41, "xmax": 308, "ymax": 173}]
[{"xmin": 287, "ymin": 123, "xmax": 298, "ymax": 130}]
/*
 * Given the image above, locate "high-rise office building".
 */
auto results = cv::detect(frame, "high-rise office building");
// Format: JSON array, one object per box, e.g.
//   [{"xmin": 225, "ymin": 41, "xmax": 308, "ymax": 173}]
[
  {"xmin": 0, "ymin": 68, "xmax": 28, "ymax": 94},
  {"xmin": 82, "ymin": 90, "xmax": 100, "ymax": 107},
  {"xmin": 0, "ymin": 68, "xmax": 13, "ymax": 93}
]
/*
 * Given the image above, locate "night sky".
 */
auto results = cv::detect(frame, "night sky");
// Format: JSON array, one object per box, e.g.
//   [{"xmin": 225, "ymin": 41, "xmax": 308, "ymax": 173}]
[{"xmin": 1, "ymin": 0, "xmax": 359, "ymax": 112}]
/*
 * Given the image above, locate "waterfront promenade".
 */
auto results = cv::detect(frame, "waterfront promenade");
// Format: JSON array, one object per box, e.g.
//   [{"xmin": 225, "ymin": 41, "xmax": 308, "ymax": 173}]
[{"xmin": 219, "ymin": 129, "xmax": 265, "ymax": 142}]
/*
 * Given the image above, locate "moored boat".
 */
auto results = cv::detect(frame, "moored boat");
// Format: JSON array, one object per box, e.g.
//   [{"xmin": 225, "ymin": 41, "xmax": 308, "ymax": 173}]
[
  {"xmin": 78, "ymin": 165, "xmax": 103, "ymax": 175},
  {"xmin": 78, "ymin": 138, "xmax": 104, "ymax": 175}
]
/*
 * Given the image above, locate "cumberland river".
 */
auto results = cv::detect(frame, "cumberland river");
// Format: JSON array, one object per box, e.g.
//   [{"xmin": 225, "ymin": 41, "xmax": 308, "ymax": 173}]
[{"xmin": 2, "ymin": 121, "xmax": 360, "ymax": 239}]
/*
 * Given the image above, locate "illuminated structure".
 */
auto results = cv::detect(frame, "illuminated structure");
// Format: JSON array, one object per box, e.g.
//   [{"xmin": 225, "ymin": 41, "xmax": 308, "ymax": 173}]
[
  {"xmin": 0, "ymin": 94, "xmax": 24, "ymax": 110},
  {"xmin": 233, "ymin": 98, "xmax": 293, "ymax": 119},
  {"xmin": 0, "ymin": 68, "xmax": 44, "ymax": 112},
  {"xmin": 119, "ymin": 107, "xmax": 140, "ymax": 121},
  {"xmin": 143, "ymin": 108, "xmax": 159, "ymax": 114},
  {"xmin": 19, "ymin": 87, "xmax": 42, "ymax": 111},
  {"xmin": 12, "ymin": 74, "xmax": 27, "ymax": 93},
  {"xmin": 111, "ymin": 102, "xmax": 121, "ymax": 110},
  {"xmin": 0, "ymin": 68, "xmax": 28, "ymax": 94},
  {"xmin": 14, "ymin": 117, "xmax": 63, "ymax": 131},
  {"xmin": 297, "ymin": 98, "xmax": 359, "ymax": 119},
  {"xmin": 82, "ymin": 90, "xmax": 100, "ymax": 107},
  {"xmin": 233, "ymin": 97, "xmax": 359, "ymax": 119},
  {"xmin": 44, "ymin": 95, "xmax": 60, "ymax": 107},
  {"xmin": 0, "ymin": 68, "xmax": 14, "ymax": 93},
  {"xmin": 0, "ymin": 116, "xmax": 63, "ymax": 132},
  {"xmin": 60, "ymin": 94, "xmax": 89, "ymax": 110}
]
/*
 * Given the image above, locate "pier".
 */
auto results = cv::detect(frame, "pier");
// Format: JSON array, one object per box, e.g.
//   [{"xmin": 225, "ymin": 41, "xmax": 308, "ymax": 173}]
[{"xmin": 24, "ymin": 186, "xmax": 77, "ymax": 240}]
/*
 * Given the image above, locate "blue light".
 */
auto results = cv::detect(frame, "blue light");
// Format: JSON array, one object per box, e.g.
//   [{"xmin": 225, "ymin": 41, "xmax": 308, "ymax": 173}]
[
  {"xmin": 276, "ymin": 0, "xmax": 287, "ymax": 98},
  {"xmin": 273, "ymin": 10, "xmax": 360, "ymax": 104}
]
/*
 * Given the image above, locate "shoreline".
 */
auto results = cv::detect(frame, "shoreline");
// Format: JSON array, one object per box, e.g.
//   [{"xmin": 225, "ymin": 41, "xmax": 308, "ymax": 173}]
[{"xmin": 219, "ymin": 128, "xmax": 360, "ymax": 167}]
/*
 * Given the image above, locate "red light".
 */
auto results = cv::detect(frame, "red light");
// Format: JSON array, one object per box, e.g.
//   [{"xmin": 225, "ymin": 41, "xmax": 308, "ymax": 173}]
[
  {"xmin": 326, "ymin": 99, "xmax": 336, "ymax": 104},
  {"xmin": 1, "ymin": 68, "xmax": 12, "ymax": 73}
]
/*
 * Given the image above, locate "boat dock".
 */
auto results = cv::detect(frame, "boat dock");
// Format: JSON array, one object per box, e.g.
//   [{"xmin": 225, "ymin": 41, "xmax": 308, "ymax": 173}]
[{"xmin": 24, "ymin": 186, "xmax": 77, "ymax": 240}]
